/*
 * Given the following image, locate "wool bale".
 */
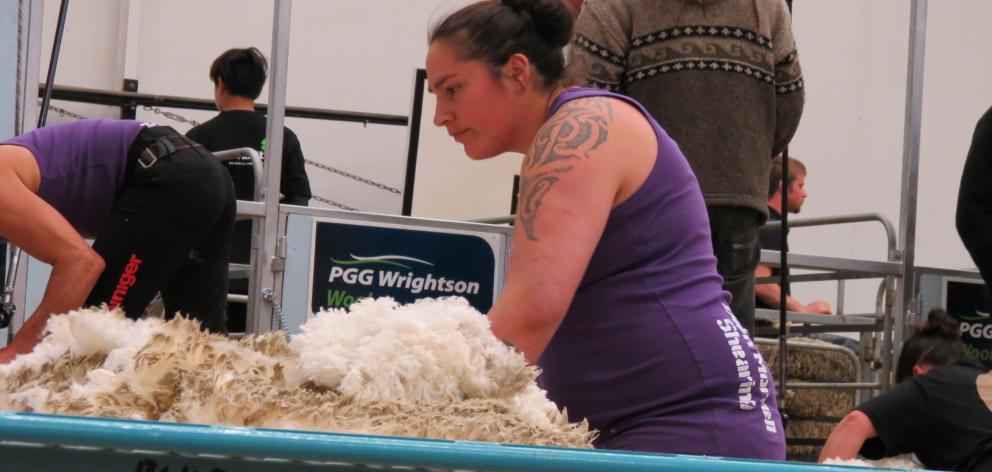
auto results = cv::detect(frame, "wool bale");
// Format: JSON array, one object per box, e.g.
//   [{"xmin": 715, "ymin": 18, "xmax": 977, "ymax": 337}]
[
  {"xmin": 757, "ymin": 338, "xmax": 859, "ymax": 461},
  {"xmin": 785, "ymin": 418, "xmax": 835, "ymax": 460},
  {"xmin": 781, "ymin": 385, "xmax": 854, "ymax": 419},
  {"xmin": 758, "ymin": 338, "xmax": 857, "ymax": 383}
]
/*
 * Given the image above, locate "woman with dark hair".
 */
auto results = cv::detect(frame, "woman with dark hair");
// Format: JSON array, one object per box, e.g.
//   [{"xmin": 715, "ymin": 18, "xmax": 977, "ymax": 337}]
[
  {"xmin": 426, "ymin": 0, "xmax": 784, "ymax": 459},
  {"xmin": 820, "ymin": 309, "xmax": 992, "ymax": 470}
]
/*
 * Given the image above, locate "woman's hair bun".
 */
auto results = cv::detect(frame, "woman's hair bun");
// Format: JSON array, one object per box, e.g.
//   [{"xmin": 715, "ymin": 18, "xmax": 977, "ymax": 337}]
[
  {"xmin": 917, "ymin": 308, "xmax": 962, "ymax": 340},
  {"xmin": 502, "ymin": 0, "xmax": 574, "ymax": 48}
]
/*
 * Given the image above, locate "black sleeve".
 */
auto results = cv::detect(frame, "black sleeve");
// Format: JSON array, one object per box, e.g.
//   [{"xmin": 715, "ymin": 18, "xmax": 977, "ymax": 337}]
[
  {"xmin": 855, "ymin": 380, "xmax": 929, "ymax": 459},
  {"xmin": 759, "ymin": 226, "xmax": 782, "ymax": 252},
  {"xmin": 957, "ymin": 106, "xmax": 992, "ymax": 290},
  {"xmin": 279, "ymin": 128, "xmax": 312, "ymax": 206},
  {"xmin": 185, "ymin": 124, "xmax": 209, "ymax": 148}
]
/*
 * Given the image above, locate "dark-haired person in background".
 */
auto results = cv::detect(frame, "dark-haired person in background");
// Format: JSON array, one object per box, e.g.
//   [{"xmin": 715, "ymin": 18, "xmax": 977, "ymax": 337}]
[
  {"xmin": 566, "ymin": 0, "xmax": 805, "ymax": 336},
  {"xmin": 427, "ymin": 0, "xmax": 784, "ymax": 459},
  {"xmin": 819, "ymin": 309, "xmax": 992, "ymax": 471},
  {"xmin": 186, "ymin": 47, "xmax": 311, "ymax": 332},
  {"xmin": 0, "ymin": 120, "xmax": 235, "ymax": 362}
]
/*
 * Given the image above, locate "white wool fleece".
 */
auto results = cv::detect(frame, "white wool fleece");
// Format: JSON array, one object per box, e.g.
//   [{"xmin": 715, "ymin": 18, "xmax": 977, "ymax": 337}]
[
  {"xmin": 292, "ymin": 297, "xmax": 533, "ymax": 403},
  {"xmin": 0, "ymin": 308, "xmax": 159, "ymax": 376}
]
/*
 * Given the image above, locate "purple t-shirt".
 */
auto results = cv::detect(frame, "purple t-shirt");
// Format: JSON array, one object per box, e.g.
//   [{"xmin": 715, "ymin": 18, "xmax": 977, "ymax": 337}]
[
  {"xmin": 2, "ymin": 119, "xmax": 145, "ymax": 238},
  {"xmin": 537, "ymin": 88, "xmax": 785, "ymax": 459}
]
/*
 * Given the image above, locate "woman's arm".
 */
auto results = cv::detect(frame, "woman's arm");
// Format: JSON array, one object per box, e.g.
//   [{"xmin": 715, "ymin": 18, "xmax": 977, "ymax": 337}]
[
  {"xmin": 819, "ymin": 410, "xmax": 878, "ymax": 463},
  {"xmin": 488, "ymin": 97, "xmax": 654, "ymax": 363},
  {"xmin": 0, "ymin": 163, "xmax": 104, "ymax": 362}
]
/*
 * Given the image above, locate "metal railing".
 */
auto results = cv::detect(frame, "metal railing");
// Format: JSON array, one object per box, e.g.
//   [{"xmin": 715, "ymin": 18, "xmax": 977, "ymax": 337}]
[{"xmin": 755, "ymin": 212, "xmax": 902, "ymax": 396}]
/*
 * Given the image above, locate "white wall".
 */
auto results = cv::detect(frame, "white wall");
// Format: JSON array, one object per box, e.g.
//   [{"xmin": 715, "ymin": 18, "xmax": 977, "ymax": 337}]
[
  {"xmin": 40, "ymin": 0, "xmax": 467, "ymax": 214},
  {"xmin": 30, "ymin": 0, "xmax": 992, "ymax": 312},
  {"xmin": 787, "ymin": 0, "xmax": 992, "ymax": 313}
]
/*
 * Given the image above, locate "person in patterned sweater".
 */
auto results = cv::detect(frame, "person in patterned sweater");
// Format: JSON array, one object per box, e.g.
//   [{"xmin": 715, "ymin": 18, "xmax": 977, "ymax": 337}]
[{"xmin": 567, "ymin": 0, "xmax": 805, "ymax": 335}]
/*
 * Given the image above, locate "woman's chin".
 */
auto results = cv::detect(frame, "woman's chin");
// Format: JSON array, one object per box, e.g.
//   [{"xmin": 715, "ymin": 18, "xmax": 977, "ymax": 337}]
[{"xmin": 464, "ymin": 146, "xmax": 497, "ymax": 160}]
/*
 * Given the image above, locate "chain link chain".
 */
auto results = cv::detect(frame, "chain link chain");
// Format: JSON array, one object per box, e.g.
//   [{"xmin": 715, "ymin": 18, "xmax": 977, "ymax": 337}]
[
  {"xmin": 137, "ymin": 107, "xmax": 399, "ymax": 195},
  {"xmin": 142, "ymin": 105, "xmax": 201, "ymax": 127},
  {"xmin": 43, "ymin": 102, "xmax": 89, "ymax": 121},
  {"xmin": 35, "ymin": 104, "xmax": 395, "ymax": 211},
  {"xmin": 15, "ymin": 0, "xmax": 24, "ymax": 134},
  {"xmin": 310, "ymin": 195, "xmax": 358, "ymax": 212},
  {"xmin": 261, "ymin": 287, "xmax": 289, "ymax": 335},
  {"xmin": 304, "ymin": 159, "xmax": 401, "ymax": 194}
]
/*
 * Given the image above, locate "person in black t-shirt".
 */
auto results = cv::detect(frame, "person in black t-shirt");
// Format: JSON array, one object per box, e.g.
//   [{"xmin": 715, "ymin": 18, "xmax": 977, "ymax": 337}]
[
  {"xmin": 755, "ymin": 155, "xmax": 831, "ymax": 314},
  {"xmin": 820, "ymin": 309, "xmax": 992, "ymax": 471},
  {"xmin": 186, "ymin": 47, "xmax": 312, "ymax": 332}
]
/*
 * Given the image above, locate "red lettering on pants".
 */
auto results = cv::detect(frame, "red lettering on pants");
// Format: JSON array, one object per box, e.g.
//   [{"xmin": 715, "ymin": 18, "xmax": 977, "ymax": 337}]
[{"xmin": 108, "ymin": 254, "xmax": 143, "ymax": 309}]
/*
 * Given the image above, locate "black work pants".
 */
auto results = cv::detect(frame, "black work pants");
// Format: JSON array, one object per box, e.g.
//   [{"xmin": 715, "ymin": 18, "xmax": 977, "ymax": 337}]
[
  {"xmin": 84, "ymin": 126, "xmax": 236, "ymax": 333},
  {"xmin": 707, "ymin": 205, "xmax": 762, "ymax": 336}
]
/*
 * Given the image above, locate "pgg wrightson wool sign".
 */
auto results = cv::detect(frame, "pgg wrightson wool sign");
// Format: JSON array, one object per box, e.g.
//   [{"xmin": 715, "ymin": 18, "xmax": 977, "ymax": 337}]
[
  {"xmin": 947, "ymin": 279, "xmax": 992, "ymax": 368},
  {"xmin": 310, "ymin": 222, "xmax": 496, "ymax": 313}
]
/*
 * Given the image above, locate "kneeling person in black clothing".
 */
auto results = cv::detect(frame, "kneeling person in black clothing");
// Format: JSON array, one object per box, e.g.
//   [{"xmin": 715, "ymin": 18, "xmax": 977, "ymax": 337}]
[
  {"xmin": 820, "ymin": 309, "xmax": 992, "ymax": 471},
  {"xmin": 186, "ymin": 47, "xmax": 311, "ymax": 333},
  {"xmin": 0, "ymin": 120, "xmax": 236, "ymax": 362}
]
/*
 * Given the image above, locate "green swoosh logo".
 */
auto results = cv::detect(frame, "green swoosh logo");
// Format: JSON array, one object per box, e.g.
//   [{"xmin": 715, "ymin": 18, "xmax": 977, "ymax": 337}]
[
  {"xmin": 959, "ymin": 311, "xmax": 991, "ymax": 321},
  {"xmin": 331, "ymin": 258, "xmax": 410, "ymax": 269}
]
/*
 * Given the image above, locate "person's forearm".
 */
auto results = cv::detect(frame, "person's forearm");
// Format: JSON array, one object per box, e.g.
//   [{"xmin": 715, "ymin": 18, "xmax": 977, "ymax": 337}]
[
  {"xmin": 820, "ymin": 428, "xmax": 867, "ymax": 462},
  {"xmin": 488, "ymin": 289, "xmax": 566, "ymax": 364},
  {"xmin": 10, "ymin": 251, "xmax": 103, "ymax": 352},
  {"xmin": 755, "ymin": 283, "xmax": 805, "ymax": 312},
  {"xmin": 490, "ymin": 318, "xmax": 558, "ymax": 364},
  {"xmin": 819, "ymin": 411, "xmax": 876, "ymax": 462}
]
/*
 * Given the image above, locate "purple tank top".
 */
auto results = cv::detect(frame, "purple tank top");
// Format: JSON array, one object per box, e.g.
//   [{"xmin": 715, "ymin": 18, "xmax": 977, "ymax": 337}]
[
  {"xmin": 537, "ymin": 88, "xmax": 785, "ymax": 459},
  {"xmin": 2, "ymin": 119, "xmax": 145, "ymax": 237}
]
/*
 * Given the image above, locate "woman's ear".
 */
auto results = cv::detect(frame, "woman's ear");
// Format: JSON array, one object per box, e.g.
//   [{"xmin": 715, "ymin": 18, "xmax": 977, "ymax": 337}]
[{"xmin": 501, "ymin": 53, "xmax": 533, "ymax": 94}]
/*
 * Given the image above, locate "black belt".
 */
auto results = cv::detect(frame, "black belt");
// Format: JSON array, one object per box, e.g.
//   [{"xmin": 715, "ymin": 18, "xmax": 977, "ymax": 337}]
[{"xmin": 137, "ymin": 134, "xmax": 205, "ymax": 169}]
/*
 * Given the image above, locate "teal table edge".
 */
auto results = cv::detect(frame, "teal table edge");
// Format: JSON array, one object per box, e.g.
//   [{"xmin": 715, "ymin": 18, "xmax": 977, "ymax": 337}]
[{"xmin": 0, "ymin": 412, "xmax": 898, "ymax": 471}]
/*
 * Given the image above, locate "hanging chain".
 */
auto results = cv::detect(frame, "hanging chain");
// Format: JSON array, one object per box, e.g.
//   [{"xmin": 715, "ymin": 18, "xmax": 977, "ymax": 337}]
[
  {"xmin": 33, "ymin": 102, "xmax": 389, "ymax": 210},
  {"xmin": 261, "ymin": 288, "xmax": 289, "ymax": 335},
  {"xmin": 311, "ymin": 195, "xmax": 358, "ymax": 212},
  {"xmin": 14, "ymin": 0, "xmax": 24, "ymax": 134},
  {"xmin": 304, "ymin": 159, "xmax": 401, "ymax": 194},
  {"xmin": 43, "ymin": 102, "xmax": 89, "ymax": 121},
  {"xmin": 137, "ymin": 107, "xmax": 398, "ymax": 195},
  {"xmin": 142, "ymin": 105, "xmax": 200, "ymax": 127}
]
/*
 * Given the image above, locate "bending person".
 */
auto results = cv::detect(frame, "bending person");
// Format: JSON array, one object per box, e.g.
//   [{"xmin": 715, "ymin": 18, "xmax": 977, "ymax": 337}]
[
  {"xmin": 0, "ymin": 119, "xmax": 235, "ymax": 362},
  {"xmin": 820, "ymin": 309, "xmax": 992, "ymax": 471},
  {"xmin": 427, "ymin": 0, "xmax": 784, "ymax": 459}
]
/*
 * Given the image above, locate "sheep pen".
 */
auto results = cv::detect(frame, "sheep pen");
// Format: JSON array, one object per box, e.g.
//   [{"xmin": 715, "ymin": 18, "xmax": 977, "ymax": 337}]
[{"xmin": 0, "ymin": 297, "xmax": 594, "ymax": 448}]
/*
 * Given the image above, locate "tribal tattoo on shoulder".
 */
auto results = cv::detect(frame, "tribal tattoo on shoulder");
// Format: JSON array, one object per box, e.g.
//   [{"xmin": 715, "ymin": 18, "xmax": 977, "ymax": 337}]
[{"xmin": 519, "ymin": 97, "xmax": 613, "ymax": 241}]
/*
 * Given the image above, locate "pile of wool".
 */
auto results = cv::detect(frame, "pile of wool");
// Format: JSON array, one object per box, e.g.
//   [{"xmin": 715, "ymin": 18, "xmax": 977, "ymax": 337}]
[
  {"xmin": 0, "ymin": 297, "xmax": 593, "ymax": 448},
  {"xmin": 823, "ymin": 454, "xmax": 922, "ymax": 469}
]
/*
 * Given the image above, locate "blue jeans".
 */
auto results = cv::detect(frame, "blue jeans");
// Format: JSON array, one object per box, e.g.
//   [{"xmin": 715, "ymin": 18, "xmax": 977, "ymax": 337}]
[{"xmin": 707, "ymin": 206, "xmax": 762, "ymax": 336}]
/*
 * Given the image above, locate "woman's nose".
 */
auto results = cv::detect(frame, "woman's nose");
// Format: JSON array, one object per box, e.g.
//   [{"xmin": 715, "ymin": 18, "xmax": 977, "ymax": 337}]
[{"xmin": 433, "ymin": 104, "xmax": 451, "ymax": 127}]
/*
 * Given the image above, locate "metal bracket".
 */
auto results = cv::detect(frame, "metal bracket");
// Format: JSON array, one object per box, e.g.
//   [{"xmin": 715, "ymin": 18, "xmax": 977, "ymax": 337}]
[
  {"xmin": 271, "ymin": 236, "xmax": 287, "ymax": 272},
  {"xmin": 0, "ymin": 302, "xmax": 11, "ymax": 329},
  {"xmin": 121, "ymin": 78, "xmax": 138, "ymax": 119}
]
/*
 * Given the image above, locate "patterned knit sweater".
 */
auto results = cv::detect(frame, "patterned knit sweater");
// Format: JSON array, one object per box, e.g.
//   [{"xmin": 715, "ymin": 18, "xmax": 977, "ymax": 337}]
[{"xmin": 567, "ymin": 0, "xmax": 804, "ymax": 217}]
